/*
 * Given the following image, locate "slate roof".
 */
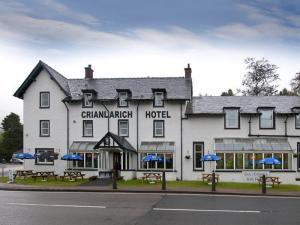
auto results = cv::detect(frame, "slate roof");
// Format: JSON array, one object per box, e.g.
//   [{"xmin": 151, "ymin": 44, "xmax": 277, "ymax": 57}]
[
  {"xmin": 186, "ymin": 96, "xmax": 300, "ymax": 115},
  {"xmin": 14, "ymin": 61, "xmax": 192, "ymax": 101}
]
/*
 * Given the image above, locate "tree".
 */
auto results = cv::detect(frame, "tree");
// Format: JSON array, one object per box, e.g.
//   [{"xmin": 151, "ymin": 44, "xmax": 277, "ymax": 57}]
[
  {"xmin": 239, "ymin": 57, "xmax": 280, "ymax": 96},
  {"xmin": 221, "ymin": 89, "xmax": 234, "ymax": 96},
  {"xmin": 279, "ymin": 88, "xmax": 297, "ymax": 96},
  {"xmin": 0, "ymin": 113, "xmax": 23, "ymax": 161},
  {"xmin": 291, "ymin": 72, "xmax": 300, "ymax": 95}
]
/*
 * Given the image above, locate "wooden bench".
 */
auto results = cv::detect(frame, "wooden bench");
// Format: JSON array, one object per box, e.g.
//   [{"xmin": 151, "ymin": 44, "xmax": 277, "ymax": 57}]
[
  {"xmin": 202, "ymin": 173, "xmax": 219, "ymax": 183},
  {"xmin": 141, "ymin": 173, "xmax": 162, "ymax": 183},
  {"xmin": 32, "ymin": 171, "xmax": 58, "ymax": 181},
  {"xmin": 257, "ymin": 176, "xmax": 281, "ymax": 187},
  {"xmin": 60, "ymin": 171, "xmax": 85, "ymax": 181},
  {"xmin": 14, "ymin": 170, "xmax": 33, "ymax": 179}
]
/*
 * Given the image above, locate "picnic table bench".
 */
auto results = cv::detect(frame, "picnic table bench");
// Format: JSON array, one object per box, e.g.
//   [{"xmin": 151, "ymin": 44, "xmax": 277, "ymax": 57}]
[
  {"xmin": 14, "ymin": 170, "xmax": 33, "ymax": 179},
  {"xmin": 257, "ymin": 176, "xmax": 281, "ymax": 187},
  {"xmin": 60, "ymin": 171, "xmax": 85, "ymax": 181},
  {"xmin": 32, "ymin": 171, "xmax": 58, "ymax": 181},
  {"xmin": 141, "ymin": 172, "xmax": 162, "ymax": 183},
  {"xmin": 202, "ymin": 173, "xmax": 220, "ymax": 183}
]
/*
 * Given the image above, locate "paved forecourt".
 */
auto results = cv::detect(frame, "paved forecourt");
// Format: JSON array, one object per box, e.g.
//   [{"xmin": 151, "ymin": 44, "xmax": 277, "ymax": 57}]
[{"xmin": 0, "ymin": 191, "xmax": 299, "ymax": 225}]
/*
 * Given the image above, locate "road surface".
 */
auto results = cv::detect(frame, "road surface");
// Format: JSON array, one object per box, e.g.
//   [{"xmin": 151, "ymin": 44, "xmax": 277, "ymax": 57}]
[{"xmin": 0, "ymin": 191, "xmax": 299, "ymax": 225}]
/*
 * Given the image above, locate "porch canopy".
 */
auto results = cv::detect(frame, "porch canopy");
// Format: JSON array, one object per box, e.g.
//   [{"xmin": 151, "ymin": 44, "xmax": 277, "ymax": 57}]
[
  {"xmin": 214, "ymin": 138, "xmax": 293, "ymax": 152},
  {"xmin": 93, "ymin": 132, "xmax": 137, "ymax": 153}
]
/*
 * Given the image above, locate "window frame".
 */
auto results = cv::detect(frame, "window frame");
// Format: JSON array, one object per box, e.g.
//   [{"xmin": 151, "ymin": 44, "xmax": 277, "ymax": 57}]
[
  {"xmin": 193, "ymin": 142, "xmax": 204, "ymax": 171},
  {"xmin": 82, "ymin": 93, "xmax": 93, "ymax": 108},
  {"xmin": 153, "ymin": 91, "xmax": 164, "ymax": 107},
  {"xmin": 35, "ymin": 148, "xmax": 54, "ymax": 165},
  {"xmin": 118, "ymin": 91, "xmax": 129, "ymax": 107},
  {"xmin": 39, "ymin": 92, "xmax": 50, "ymax": 108},
  {"xmin": 138, "ymin": 152, "xmax": 174, "ymax": 170},
  {"xmin": 153, "ymin": 120, "xmax": 165, "ymax": 137},
  {"xmin": 295, "ymin": 114, "xmax": 300, "ymax": 129},
  {"xmin": 83, "ymin": 120, "xmax": 93, "ymax": 137},
  {"xmin": 224, "ymin": 108, "xmax": 240, "ymax": 129},
  {"xmin": 39, "ymin": 120, "xmax": 50, "ymax": 137},
  {"xmin": 258, "ymin": 108, "xmax": 275, "ymax": 129},
  {"xmin": 118, "ymin": 119, "xmax": 129, "ymax": 137},
  {"xmin": 297, "ymin": 143, "xmax": 300, "ymax": 172}
]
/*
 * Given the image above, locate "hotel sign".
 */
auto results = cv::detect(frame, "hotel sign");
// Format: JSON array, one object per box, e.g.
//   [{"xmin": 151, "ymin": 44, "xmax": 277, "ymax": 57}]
[{"xmin": 81, "ymin": 110, "xmax": 171, "ymax": 119}]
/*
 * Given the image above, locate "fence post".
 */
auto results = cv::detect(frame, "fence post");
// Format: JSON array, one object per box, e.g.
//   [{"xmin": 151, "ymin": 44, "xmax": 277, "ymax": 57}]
[
  {"xmin": 211, "ymin": 171, "xmax": 216, "ymax": 192},
  {"xmin": 112, "ymin": 169, "xmax": 117, "ymax": 190},
  {"xmin": 162, "ymin": 171, "xmax": 166, "ymax": 190},
  {"xmin": 262, "ymin": 175, "xmax": 266, "ymax": 194}
]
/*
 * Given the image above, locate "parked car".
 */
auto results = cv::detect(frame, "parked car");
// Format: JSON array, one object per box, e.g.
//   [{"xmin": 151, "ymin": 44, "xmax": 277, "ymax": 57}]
[{"xmin": 10, "ymin": 158, "xmax": 24, "ymax": 164}]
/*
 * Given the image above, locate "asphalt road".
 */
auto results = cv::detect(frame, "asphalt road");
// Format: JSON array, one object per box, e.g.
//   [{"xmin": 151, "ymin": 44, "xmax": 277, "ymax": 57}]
[{"xmin": 0, "ymin": 191, "xmax": 299, "ymax": 225}]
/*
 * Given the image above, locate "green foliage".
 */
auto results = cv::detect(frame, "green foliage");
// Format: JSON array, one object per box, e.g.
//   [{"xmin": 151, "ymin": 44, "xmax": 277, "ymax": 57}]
[
  {"xmin": 279, "ymin": 88, "xmax": 297, "ymax": 96},
  {"xmin": 0, "ymin": 113, "xmax": 23, "ymax": 161},
  {"xmin": 221, "ymin": 89, "xmax": 234, "ymax": 96},
  {"xmin": 239, "ymin": 57, "xmax": 280, "ymax": 96}
]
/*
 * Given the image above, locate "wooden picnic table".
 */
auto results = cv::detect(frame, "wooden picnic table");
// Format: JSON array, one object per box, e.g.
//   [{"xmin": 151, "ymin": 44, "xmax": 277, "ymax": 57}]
[
  {"xmin": 202, "ymin": 173, "xmax": 220, "ymax": 183},
  {"xmin": 32, "ymin": 171, "xmax": 58, "ymax": 181},
  {"xmin": 14, "ymin": 170, "xmax": 33, "ymax": 179},
  {"xmin": 141, "ymin": 172, "xmax": 162, "ymax": 183},
  {"xmin": 60, "ymin": 171, "xmax": 85, "ymax": 181},
  {"xmin": 257, "ymin": 176, "xmax": 281, "ymax": 187}
]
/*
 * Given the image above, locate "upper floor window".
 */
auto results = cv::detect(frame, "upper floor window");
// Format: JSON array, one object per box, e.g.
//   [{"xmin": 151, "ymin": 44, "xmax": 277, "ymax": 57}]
[
  {"xmin": 118, "ymin": 120, "xmax": 129, "ymax": 137},
  {"xmin": 154, "ymin": 92, "xmax": 164, "ymax": 107},
  {"xmin": 83, "ymin": 120, "xmax": 93, "ymax": 137},
  {"xmin": 153, "ymin": 120, "xmax": 164, "ymax": 137},
  {"xmin": 40, "ymin": 120, "xmax": 50, "ymax": 137},
  {"xmin": 118, "ymin": 92, "xmax": 128, "ymax": 107},
  {"xmin": 259, "ymin": 109, "xmax": 275, "ymax": 129},
  {"xmin": 296, "ymin": 114, "xmax": 300, "ymax": 129},
  {"xmin": 82, "ymin": 93, "xmax": 93, "ymax": 108},
  {"xmin": 40, "ymin": 92, "xmax": 50, "ymax": 108},
  {"xmin": 224, "ymin": 108, "xmax": 240, "ymax": 129}
]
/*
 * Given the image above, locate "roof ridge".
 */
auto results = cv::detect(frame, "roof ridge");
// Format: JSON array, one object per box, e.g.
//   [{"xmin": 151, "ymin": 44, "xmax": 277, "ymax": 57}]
[{"xmin": 67, "ymin": 76, "xmax": 185, "ymax": 80}]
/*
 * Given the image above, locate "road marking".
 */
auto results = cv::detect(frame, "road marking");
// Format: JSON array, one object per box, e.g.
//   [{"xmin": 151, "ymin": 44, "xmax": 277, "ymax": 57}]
[
  {"xmin": 153, "ymin": 208, "xmax": 261, "ymax": 213},
  {"xmin": 8, "ymin": 203, "xmax": 106, "ymax": 209}
]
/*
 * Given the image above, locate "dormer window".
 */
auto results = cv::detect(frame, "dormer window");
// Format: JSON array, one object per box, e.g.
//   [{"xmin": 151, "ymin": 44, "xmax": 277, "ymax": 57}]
[
  {"xmin": 154, "ymin": 92, "xmax": 164, "ymax": 107},
  {"xmin": 258, "ymin": 108, "xmax": 275, "ymax": 129},
  {"xmin": 296, "ymin": 114, "xmax": 300, "ymax": 129},
  {"xmin": 224, "ymin": 108, "xmax": 240, "ymax": 129},
  {"xmin": 83, "ymin": 93, "xmax": 93, "ymax": 108},
  {"xmin": 118, "ymin": 91, "xmax": 129, "ymax": 107}
]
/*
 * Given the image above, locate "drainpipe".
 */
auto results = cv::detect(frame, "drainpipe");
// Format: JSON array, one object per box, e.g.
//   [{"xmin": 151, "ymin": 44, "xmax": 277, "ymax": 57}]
[
  {"xmin": 180, "ymin": 102, "xmax": 183, "ymax": 181},
  {"xmin": 284, "ymin": 115, "xmax": 289, "ymax": 136},
  {"xmin": 248, "ymin": 115, "xmax": 252, "ymax": 136},
  {"xmin": 101, "ymin": 102, "xmax": 110, "ymax": 132},
  {"xmin": 63, "ymin": 100, "xmax": 70, "ymax": 169},
  {"xmin": 136, "ymin": 100, "xmax": 140, "ymax": 170}
]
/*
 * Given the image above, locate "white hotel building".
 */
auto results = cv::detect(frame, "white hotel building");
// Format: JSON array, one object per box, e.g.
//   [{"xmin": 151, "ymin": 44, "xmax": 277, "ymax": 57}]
[{"xmin": 14, "ymin": 61, "xmax": 300, "ymax": 184}]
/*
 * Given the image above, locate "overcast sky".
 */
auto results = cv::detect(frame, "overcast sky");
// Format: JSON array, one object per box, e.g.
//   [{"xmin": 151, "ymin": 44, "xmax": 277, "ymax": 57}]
[{"xmin": 1, "ymin": 0, "xmax": 300, "ymax": 123}]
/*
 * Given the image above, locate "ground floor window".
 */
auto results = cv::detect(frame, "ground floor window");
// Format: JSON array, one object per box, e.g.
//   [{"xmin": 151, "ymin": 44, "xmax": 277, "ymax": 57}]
[
  {"xmin": 139, "ymin": 153, "xmax": 174, "ymax": 170},
  {"xmin": 35, "ymin": 148, "xmax": 54, "ymax": 165},
  {"xmin": 216, "ymin": 152, "xmax": 292, "ymax": 170},
  {"xmin": 298, "ymin": 143, "xmax": 300, "ymax": 171},
  {"xmin": 193, "ymin": 142, "xmax": 204, "ymax": 170},
  {"xmin": 71, "ymin": 152, "xmax": 100, "ymax": 169}
]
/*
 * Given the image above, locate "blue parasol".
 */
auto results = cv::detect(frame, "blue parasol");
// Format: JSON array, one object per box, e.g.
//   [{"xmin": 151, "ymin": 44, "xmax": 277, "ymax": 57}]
[
  {"xmin": 14, "ymin": 153, "xmax": 35, "ymax": 159},
  {"xmin": 259, "ymin": 157, "xmax": 281, "ymax": 165},
  {"xmin": 61, "ymin": 154, "xmax": 83, "ymax": 161},
  {"xmin": 201, "ymin": 153, "xmax": 220, "ymax": 161},
  {"xmin": 142, "ymin": 154, "xmax": 162, "ymax": 162}
]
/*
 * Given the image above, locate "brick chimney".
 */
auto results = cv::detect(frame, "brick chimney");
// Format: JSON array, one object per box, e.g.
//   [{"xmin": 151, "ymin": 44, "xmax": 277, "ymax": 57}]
[
  {"xmin": 85, "ymin": 64, "xmax": 93, "ymax": 79},
  {"xmin": 184, "ymin": 64, "xmax": 192, "ymax": 79}
]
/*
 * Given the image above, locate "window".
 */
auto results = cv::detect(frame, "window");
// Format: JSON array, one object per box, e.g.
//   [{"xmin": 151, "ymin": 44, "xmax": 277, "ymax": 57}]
[
  {"xmin": 216, "ymin": 152, "xmax": 292, "ymax": 171},
  {"xmin": 153, "ymin": 92, "xmax": 164, "ymax": 107},
  {"xmin": 118, "ymin": 92, "xmax": 128, "ymax": 107},
  {"xmin": 298, "ymin": 143, "xmax": 300, "ymax": 171},
  {"xmin": 296, "ymin": 114, "xmax": 300, "ymax": 129},
  {"xmin": 259, "ymin": 109, "xmax": 274, "ymax": 129},
  {"xmin": 82, "ymin": 93, "xmax": 93, "ymax": 108},
  {"xmin": 118, "ymin": 120, "xmax": 129, "ymax": 137},
  {"xmin": 139, "ymin": 153, "xmax": 174, "ymax": 170},
  {"xmin": 153, "ymin": 120, "xmax": 164, "ymax": 137},
  {"xmin": 224, "ymin": 109, "xmax": 239, "ymax": 129},
  {"xmin": 40, "ymin": 92, "xmax": 50, "ymax": 108},
  {"xmin": 71, "ymin": 153, "xmax": 100, "ymax": 169},
  {"xmin": 193, "ymin": 142, "xmax": 204, "ymax": 170},
  {"xmin": 35, "ymin": 148, "xmax": 54, "ymax": 165},
  {"xmin": 40, "ymin": 120, "xmax": 50, "ymax": 137},
  {"xmin": 83, "ymin": 120, "xmax": 93, "ymax": 137}
]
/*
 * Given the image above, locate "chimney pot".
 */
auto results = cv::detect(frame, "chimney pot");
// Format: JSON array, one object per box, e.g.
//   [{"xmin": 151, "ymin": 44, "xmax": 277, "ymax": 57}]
[
  {"xmin": 85, "ymin": 64, "xmax": 94, "ymax": 79},
  {"xmin": 184, "ymin": 63, "xmax": 192, "ymax": 79}
]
